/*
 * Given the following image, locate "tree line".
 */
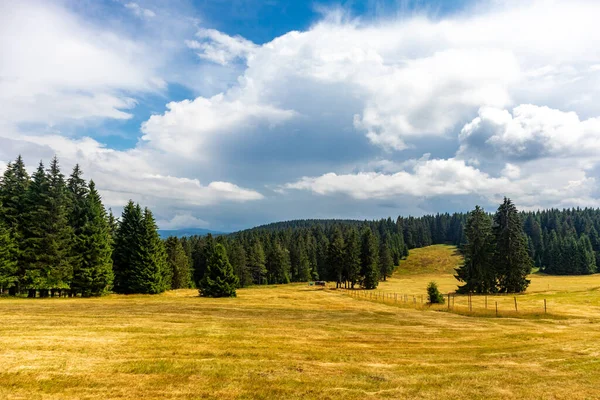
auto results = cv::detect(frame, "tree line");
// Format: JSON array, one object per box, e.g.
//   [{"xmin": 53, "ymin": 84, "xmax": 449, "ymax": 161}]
[
  {"xmin": 0, "ymin": 155, "xmax": 194, "ymax": 297},
  {"xmin": 2, "ymin": 154, "xmax": 599, "ymax": 298}
]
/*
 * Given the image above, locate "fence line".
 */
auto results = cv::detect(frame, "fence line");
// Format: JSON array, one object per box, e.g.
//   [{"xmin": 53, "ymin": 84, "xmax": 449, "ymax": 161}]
[{"xmin": 330, "ymin": 285, "xmax": 549, "ymax": 317}]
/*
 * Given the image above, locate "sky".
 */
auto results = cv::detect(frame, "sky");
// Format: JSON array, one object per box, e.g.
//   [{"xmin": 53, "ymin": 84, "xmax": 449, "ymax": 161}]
[{"xmin": 2, "ymin": 0, "xmax": 600, "ymax": 232}]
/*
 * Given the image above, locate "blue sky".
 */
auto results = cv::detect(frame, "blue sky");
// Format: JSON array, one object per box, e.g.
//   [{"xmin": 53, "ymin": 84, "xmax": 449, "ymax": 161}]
[{"xmin": 2, "ymin": 0, "xmax": 600, "ymax": 231}]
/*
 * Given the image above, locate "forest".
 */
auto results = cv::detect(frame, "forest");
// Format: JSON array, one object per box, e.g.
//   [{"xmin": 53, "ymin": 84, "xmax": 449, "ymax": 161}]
[{"xmin": 0, "ymin": 154, "xmax": 599, "ymax": 297}]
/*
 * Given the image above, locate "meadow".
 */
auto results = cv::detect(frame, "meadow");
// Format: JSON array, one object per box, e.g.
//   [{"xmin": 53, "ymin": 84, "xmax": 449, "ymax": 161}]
[{"xmin": 2, "ymin": 245, "xmax": 600, "ymax": 399}]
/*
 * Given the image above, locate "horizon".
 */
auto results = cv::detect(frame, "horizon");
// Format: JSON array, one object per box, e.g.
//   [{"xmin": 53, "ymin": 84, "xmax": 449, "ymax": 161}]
[{"xmin": 2, "ymin": 0, "xmax": 600, "ymax": 231}]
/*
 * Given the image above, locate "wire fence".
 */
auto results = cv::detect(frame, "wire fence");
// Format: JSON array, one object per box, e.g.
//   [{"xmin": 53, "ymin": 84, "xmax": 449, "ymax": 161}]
[{"xmin": 331, "ymin": 286, "xmax": 551, "ymax": 318}]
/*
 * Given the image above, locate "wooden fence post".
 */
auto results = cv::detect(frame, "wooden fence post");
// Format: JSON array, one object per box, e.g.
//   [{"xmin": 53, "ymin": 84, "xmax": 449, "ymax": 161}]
[
  {"xmin": 495, "ymin": 301, "xmax": 498, "ymax": 317},
  {"xmin": 447, "ymin": 293, "xmax": 450, "ymax": 309},
  {"xmin": 514, "ymin": 296, "xmax": 518, "ymax": 312},
  {"xmin": 544, "ymin": 299, "xmax": 547, "ymax": 314}
]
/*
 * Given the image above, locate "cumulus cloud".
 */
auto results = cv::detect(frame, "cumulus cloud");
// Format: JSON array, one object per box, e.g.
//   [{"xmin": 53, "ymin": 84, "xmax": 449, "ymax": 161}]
[
  {"xmin": 141, "ymin": 93, "xmax": 296, "ymax": 156},
  {"xmin": 284, "ymin": 158, "xmax": 508, "ymax": 199},
  {"xmin": 142, "ymin": 0, "xmax": 600, "ymax": 160},
  {"xmin": 282, "ymin": 156, "xmax": 600, "ymax": 211},
  {"xmin": 0, "ymin": 1, "xmax": 164, "ymax": 127},
  {"xmin": 459, "ymin": 105, "xmax": 600, "ymax": 160}
]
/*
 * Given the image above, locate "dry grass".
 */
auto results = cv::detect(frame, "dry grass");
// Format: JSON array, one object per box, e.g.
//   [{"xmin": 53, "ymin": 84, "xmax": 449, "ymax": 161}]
[{"xmin": 2, "ymin": 245, "xmax": 600, "ymax": 399}]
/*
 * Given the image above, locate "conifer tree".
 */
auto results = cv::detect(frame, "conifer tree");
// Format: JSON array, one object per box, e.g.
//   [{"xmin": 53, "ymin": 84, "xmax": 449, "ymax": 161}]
[
  {"xmin": 493, "ymin": 198, "xmax": 533, "ymax": 293},
  {"xmin": 71, "ymin": 181, "xmax": 113, "ymax": 296},
  {"xmin": 344, "ymin": 227, "xmax": 361, "ymax": 288},
  {"xmin": 378, "ymin": 235, "xmax": 394, "ymax": 281},
  {"xmin": 0, "ymin": 156, "xmax": 29, "ymax": 294},
  {"xmin": 135, "ymin": 208, "xmax": 168, "ymax": 294},
  {"xmin": 199, "ymin": 243, "xmax": 238, "ymax": 297},
  {"xmin": 455, "ymin": 206, "xmax": 495, "ymax": 293},
  {"xmin": 0, "ymin": 215, "xmax": 17, "ymax": 292},
  {"xmin": 44, "ymin": 156, "xmax": 74, "ymax": 295},
  {"xmin": 228, "ymin": 241, "xmax": 251, "ymax": 287},
  {"xmin": 165, "ymin": 237, "xmax": 192, "ymax": 289},
  {"xmin": 266, "ymin": 241, "xmax": 291, "ymax": 284},
  {"xmin": 247, "ymin": 239, "xmax": 267, "ymax": 284},
  {"xmin": 328, "ymin": 227, "xmax": 345, "ymax": 287},
  {"xmin": 360, "ymin": 227, "xmax": 379, "ymax": 289},
  {"xmin": 112, "ymin": 201, "xmax": 143, "ymax": 294},
  {"xmin": 192, "ymin": 234, "xmax": 214, "ymax": 287}
]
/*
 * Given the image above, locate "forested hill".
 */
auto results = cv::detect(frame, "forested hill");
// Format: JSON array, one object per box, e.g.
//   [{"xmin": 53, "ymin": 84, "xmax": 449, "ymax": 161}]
[
  {"xmin": 234, "ymin": 219, "xmax": 369, "ymax": 234},
  {"xmin": 222, "ymin": 207, "xmax": 600, "ymax": 278}
]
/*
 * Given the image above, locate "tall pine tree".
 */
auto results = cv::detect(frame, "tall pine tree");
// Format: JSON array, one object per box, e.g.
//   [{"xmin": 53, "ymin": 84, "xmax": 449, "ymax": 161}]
[
  {"xmin": 360, "ymin": 227, "xmax": 379, "ymax": 289},
  {"xmin": 493, "ymin": 198, "xmax": 533, "ymax": 293},
  {"xmin": 455, "ymin": 206, "xmax": 495, "ymax": 293}
]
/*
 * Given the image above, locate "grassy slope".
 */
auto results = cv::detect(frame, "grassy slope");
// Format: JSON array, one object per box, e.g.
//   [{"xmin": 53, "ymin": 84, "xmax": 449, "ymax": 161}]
[{"xmin": 2, "ymin": 246, "xmax": 600, "ymax": 399}]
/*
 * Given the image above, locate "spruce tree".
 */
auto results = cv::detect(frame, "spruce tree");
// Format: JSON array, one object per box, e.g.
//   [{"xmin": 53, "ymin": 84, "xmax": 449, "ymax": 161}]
[
  {"xmin": 266, "ymin": 241, "xmax": 291, "ymax": 284},
  {"xmin": 199, "ymin": 243, "xmax": 238, "ymax": 297},
  {"xmin": 135, "ymin": 208, "xmax": 168, "ymax": 294},
  {"xmin": 112, "ymin": 201, "xmax": 143, "ymax": 294},
  {"xmin": 378, "ymin": 235, "xmax": 394, "ymax": 281},
  {"xmin": 71, "ymin": 181, "xmax": 113, "ymax": 296},
  {"xmin": 0, "ymin": 215, "xmax": 17, "ymax": 292},
  {"xmin": 44, "ymin": 157, "xmax": 74, "ymax": 294},
  {"xmin": 0, "ymin": 156, "xmax": 29, "ymax": 294},
  {"xmin": 344, "ymin": 227, "xmax": 361, "ymax": 288},
  {"xmin": 228, "ymin": 241, "xmax": 251, "ymax": 287},
  {"xmin": 247, "ymin": 239, "xmax": 267, "ymax": 284},
  {"xmin": 328, "ymin": 227, "xmax": 345, "ymax": 287},
  {"xmin": 165, "ymin": 237, "xmax": 192, "ymax": 289},
  {"xmin": 493, "ymin": 198, "xmax": 533, "ymax": 293},
  {"xmin": 192, "ymin": 234, "xmax": 214, "ymax": 287},
  {"xmin": 360, "ymin": 227, "xmax": 379, "ymax": 289},
  {"xmin": 455, "ymin": 206, "xmax": 495, "ymax": 293}
]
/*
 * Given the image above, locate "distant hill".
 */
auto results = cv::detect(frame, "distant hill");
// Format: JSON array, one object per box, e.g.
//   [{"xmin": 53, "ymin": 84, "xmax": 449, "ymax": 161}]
[
  {"xmin": 158, "ymin": 228, "xmax": 226, "ymax": 239},
  {"xmin": 232, "ymin": 219, "xmax": 369, "ymax": 235}
]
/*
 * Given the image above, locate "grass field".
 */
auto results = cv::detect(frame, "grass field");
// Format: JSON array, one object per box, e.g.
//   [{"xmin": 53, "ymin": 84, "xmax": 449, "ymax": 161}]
[{"xmin": 2, "ymin": 245, "xmax": 600, "ymax": 399}]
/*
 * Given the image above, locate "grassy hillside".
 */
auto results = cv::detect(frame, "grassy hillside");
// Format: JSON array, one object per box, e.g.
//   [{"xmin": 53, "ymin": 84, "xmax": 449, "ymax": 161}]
[
  {"xmin": 395, "ymin": 244, "xmax": 463, "ymax": 275},
  {"xmin": 2, "ymin": 245, "xmax": 600, "ymax": 399}
]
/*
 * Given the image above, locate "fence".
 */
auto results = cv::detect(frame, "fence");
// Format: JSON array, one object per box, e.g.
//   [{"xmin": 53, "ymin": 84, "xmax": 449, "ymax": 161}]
[{"xmin": 333, "ymin": 286, "xmax": 550, "ymax": 317}]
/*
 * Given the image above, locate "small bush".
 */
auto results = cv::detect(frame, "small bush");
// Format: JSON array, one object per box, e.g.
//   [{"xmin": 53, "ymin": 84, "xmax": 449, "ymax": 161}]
[{"xmin": 427, "ymin": 281, "xmax": 445, "ymax": 304}]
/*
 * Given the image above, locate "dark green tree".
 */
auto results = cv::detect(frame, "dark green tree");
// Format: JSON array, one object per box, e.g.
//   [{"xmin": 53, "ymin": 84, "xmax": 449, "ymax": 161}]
[
  {"xmin": 344, "ymin": 227, "xmax": 361, "ymax": 288},
  {"xmin": 328, "ymin": 227, "xmax": 345, "ymax": 287},
  {"xmin": 455, "ymin": 206, "xmax": 495, "ymax": 293},
  {"xmin": 199, "ymin": 243, "xmax": 238, "ymax": 297},
  {"xmin": 0, "ymin": 156, "xmax": 29, "ymax": 294},
  {"xmin": 360, "ymin": 227, "xmax": 379, "ymax": 289},
  {"xmin": 0, "ymin": 215, "xmax": 17, "ymax": 292},
  {"xmin": 378, "ymin": 235, "xmax": 394, "ymax": 281},
  {"xmin": 493, "ymin": 198, "xmax": 533, "ymax": 293},
  {"xmin": 112, "ymin": 201, "xmax": 143, "ymax": 294},
  {"xmin": 427, "ymin": 281, "xmax": 445, "ymax": 304},
  {"xmin": 71, "ymin": 181, "xmax": 113, "ymax": 296},
  {"xmin": 165, "ymin": 237, "xmax": 192, "ymax": 289},
  {"xmin": 247, "ymin": 239, "xmax": 267, "ymax": 284}
]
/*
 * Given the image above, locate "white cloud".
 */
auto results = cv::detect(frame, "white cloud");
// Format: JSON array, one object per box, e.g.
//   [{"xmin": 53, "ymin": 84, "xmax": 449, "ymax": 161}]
[
  {"xmin": 284, "ymin": 158, "xmax": 509, "ymax": 199},
  {"xmin": 186, "ymin": 28, "xmax": 257, "ymax": 66},
  {"xmin": 142, "ymin": 0, "xmax": 600, "ymax": 159},
  {"xmin": 141, "ymin": 93, "xmax": 296, "ymax": 156},
  {"xmin": 0, "ymin": 1, "xmax": 165, "ymax": 128},
  {"xmin": 459, "ymin": 105, "xmax": 600, "ymax": 159},
  {"xmin": 125, "ymin": 2, "xmax": 156, "ymax": 19},
  {"xmin": 282, "ymin": 156, "xmax": 600, "ymax": 210}
]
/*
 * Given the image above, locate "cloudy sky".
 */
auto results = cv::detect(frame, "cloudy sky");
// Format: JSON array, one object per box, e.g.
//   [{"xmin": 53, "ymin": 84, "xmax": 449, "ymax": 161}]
[{"xmin": 2, "ymin": 0, "xmax": 600, "ymax": 231}]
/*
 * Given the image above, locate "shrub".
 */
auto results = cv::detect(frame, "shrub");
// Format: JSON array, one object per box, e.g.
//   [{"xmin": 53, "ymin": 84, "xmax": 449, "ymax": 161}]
[{"xmin": 427, "ymin": 281, "xmax": 445, "ymax": 304}]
